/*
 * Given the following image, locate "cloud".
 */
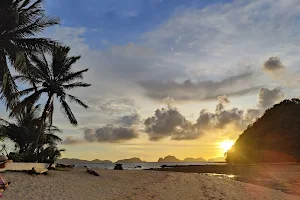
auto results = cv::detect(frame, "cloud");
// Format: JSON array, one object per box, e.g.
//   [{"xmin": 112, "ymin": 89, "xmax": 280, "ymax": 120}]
[
  {"xmin": 258, "ymin": 87, "xmax": 284, "ymax": 110},
  {"xmin": 263, "ymin": 57, "xmax": 285, "ymax": 72},
  {"xmin": 139, "ymin": 72, "xmax": 260, "ymax": 101},
  {"xmin": 83, "ymin": 125, "xmax": 139, "ymax": 143},
  {"xmin": 144, "ymin": 88, "xmax": 285, "ymax": 141},
  {"xmin": 47, "ymin": 0, "xmax": 300, "ymax": 102},
  {"xmin": 196, "ymin": 97, "xmax": 245, "ymax": 131},
  {"xmin": 45, "ymin": 0, "xmax": 300, "ymax": 142},
  {"xmin": 262, "ymin": 57, "xmax": 300, "ymax": 86},
  {"xmin": 162, "ymin": 96, "xmax": 175, "ymax": 108},
  {"xmin": 215, "ymin": 95, "xmax": 230, "ymax": 112},
  {"xmin": 217, "ymin": 95, "xmax": 230, "ymax": 104},
  {"xmin": 144, "ymin": 108, "xmax": 201, "ymax": 141},
  {"xmin": 197, "ymin": 87, "xmax": 284, "ymax": 132},
  {"xmin": 86, "ymin": 98, "xmax": 136, "ymax": 116},
  {"xmin": 63, "ymin": 136, "xmax": 85, "ymax": 145},
  {"xmin": 243, "ymin": 108, "xmax": 262, "ymax": 125},
  {"xmin": 116, "ymin": 112, "xmax": 141, "ymax": 127}
]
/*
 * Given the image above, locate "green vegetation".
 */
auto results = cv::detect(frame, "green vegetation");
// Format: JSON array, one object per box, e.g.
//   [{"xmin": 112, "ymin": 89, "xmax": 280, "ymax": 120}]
[
  {"xmin": 226, "ymin": 99, "xmax": 300, "ymax": 163},
  {"xmin": 0, "ymin": 0, "xmax": 59, "ymax": 108},
  {"xmin": 0, "ymin": 0, "xmax": 90, "ymax": 164}
]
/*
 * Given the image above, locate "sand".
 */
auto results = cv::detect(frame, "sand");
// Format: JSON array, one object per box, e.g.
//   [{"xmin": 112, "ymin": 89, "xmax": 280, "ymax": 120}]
[
  {"xmin": 0, "ymin": 163, "xmax": 49, "ymax": 173},
  {"xmin": 1, "ymin": 168, "xmax": 299, "ymax": 200},
  {"xmin": 153, "ymin": 164, "xmax": 300, "ymax": 196}
]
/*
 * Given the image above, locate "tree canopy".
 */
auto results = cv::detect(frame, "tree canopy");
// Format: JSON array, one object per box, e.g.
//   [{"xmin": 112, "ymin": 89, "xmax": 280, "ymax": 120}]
[
  {"xmin": 0, "ymin": 104, "xmax": 63, "ymax": 163},
  {"xmin": 0, "ymin": 0, "xmax": 59, "ymax": 108}
]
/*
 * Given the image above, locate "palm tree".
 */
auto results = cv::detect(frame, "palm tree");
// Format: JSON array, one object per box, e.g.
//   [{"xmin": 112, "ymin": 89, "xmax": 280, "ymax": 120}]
[
  {"xmin": 0, "ymin": 0, "xmax": 59, "ymax": 107},
  {"xmin": 14, "ymin": 44, "xmax": 90, "ymax": 127},
  {"xmin": 0, "ymin": 104, "xmax": 62, "ymax": 162},
  {"xmin": 38, "ymin": 145, "xmax": 65, "ymax": 166}
]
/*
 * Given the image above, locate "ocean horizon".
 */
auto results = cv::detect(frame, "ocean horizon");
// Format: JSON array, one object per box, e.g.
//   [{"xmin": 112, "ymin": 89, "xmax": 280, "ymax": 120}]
[{"xmin": 74, "ymin": 162, "xmax": 225, "ymax": 170}]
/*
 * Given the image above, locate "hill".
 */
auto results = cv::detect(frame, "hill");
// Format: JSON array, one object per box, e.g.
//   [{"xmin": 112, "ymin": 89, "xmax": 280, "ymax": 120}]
[
  {"xmin": 183, "ymin": 157, "xmax": 207, "ymax": 162},
  {"xmin": 57, "ymin": 158, "xmax": 112, "ymax": 164},
  {"xmin": 158, "ymin": 156, "xmax": 207, "ymax": 162},
  {"xmin": 226, "ymin": 99, "xmax": 300, "ymax": 163},
  {"xmin": 158, "ymin": 156, "xmax": 181, "ymax": 162},
  {"xmin": 116, "ymin": 157, "xmax": 146, "ymax": 163}
]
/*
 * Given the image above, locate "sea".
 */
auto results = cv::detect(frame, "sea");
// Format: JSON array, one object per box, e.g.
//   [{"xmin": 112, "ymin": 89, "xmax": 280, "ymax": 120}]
[{"xmin": 75, "ymin": 162, "xmax": 224, "ymax": 170}]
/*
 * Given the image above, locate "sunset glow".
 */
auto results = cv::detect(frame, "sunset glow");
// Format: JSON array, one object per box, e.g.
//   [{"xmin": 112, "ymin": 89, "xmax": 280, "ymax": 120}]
[{"xmin": 219, "ymin": 140, "xmax": 234, "ymax": 152}]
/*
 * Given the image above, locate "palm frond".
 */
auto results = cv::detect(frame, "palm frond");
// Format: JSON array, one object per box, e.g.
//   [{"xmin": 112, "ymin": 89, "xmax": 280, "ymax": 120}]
[
  {"xmin": 11, "ymin": 86, "xmax": 37, "ymax": 99},
  {"xmin": 59, "ymin": 68, "xmax": 89, "ymax": 84},
  {"xmin": 12, "ymin": 88, "xmax": 45, "ymax": 114},
  {"xmin": 59, "ymin": 98, "xmax": 78, "ymax": 125},
  {"xmin": 42, "ymin": 133, "xmax": 62, "ymax": 143},
  {"xmin": 59, "ymin": 56, "xmax": 81, "ymax": 77},
  {"xmin": 19, "ymin": 0, "xmax": 33, "ymax": 10},
  {"xmin": 0, "ymin": 55, "xmax": 19, "ymax": 108},
  {"xmin": 63, "ymin": 82, "xmax": 91, "ymax": 89},
  {"xmin": 14, "ymin": 38, "xmax": 57, "ymax": 52},
  {"xmin": 21, "ymin": 0, "xmax": 43, "ymax": 12},
  {"xmin": 67, "ymin": 94, "xmax": 89, "ymax": 109},
  {"xmin": 15, "ymin": 16, "xmax": 59, "ymax": 37}
]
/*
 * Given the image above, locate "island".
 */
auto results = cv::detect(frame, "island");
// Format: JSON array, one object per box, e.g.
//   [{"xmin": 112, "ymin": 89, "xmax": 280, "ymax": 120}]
[
  {"xmin": 183, "ymin": 157, "xmax": 207, "ymax": 162},
  {"xmin": 158, "ymin": 155, "xmax": 207, "ymax": 162},
  {"xmin": 57, "ymin": 158, "xmax": 113, "ymax": 165},
  {"xmin": 116, "ymin": 157, "xmax": 146, "ymax": 163}
]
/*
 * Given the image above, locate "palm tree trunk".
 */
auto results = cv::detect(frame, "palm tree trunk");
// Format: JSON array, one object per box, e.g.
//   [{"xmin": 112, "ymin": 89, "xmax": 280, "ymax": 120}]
[
  {"xmin": 41, "ymin": 93, "xmax": 54, "ymax": 124},
  {"xmin": 34, "ymin": 93, "xmax": 53, "ymax": 153}
]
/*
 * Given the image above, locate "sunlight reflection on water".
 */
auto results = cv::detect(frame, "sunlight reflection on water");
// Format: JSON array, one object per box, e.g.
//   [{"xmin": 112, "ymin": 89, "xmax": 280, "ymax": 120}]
[{"xmin": 205, "ymin": 173, "xmax": 236, "ymax": 179}]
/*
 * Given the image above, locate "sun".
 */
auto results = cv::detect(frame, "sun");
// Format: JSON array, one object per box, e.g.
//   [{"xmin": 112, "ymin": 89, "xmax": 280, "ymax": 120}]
[{"xmin": 219, "ymin": 140, "xmax": 234, "ymax": 152}]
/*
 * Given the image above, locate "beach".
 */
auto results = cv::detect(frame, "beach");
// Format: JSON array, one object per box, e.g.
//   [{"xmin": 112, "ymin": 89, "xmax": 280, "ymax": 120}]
[
  {"xmin": 152, "ymin": 163, "xmax": 300, "ymax": 196},
  {"xmin": 1, "ymin": 168, "xmax": 299, "ymax": 200}
]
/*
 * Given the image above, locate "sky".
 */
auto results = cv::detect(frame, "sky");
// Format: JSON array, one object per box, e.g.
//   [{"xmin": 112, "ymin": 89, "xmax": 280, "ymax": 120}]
[{"xmin": 2, "ymin": 0, "xmax": 300, "ymax": 162}]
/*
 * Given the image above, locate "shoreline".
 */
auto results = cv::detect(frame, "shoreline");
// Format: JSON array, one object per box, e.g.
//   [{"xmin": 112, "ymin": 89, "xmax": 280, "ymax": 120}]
[
  {"xmin": 149, "ymin": 164, "xmax": 300, "ymax": 196},
  {"xmin": 1, "ymin": 168, "xmax": 299, "ymax": 200}
]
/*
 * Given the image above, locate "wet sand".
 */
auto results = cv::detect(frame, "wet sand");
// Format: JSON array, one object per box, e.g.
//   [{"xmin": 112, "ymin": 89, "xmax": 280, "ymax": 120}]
[{"xmin": 151, "ymin": 164, "xmax": 300, "ymax": 196}]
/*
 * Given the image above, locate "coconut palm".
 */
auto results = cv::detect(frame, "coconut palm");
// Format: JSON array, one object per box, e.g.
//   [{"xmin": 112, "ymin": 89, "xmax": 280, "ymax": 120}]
[
  {"xmin": 0, "ymin": 104, "xmax": 62, "ymax": 162},
  {"xmin": 13, "ymin": 44, "xmax": 90, "ymax": 127},
  {"xmin": 0, "ymin": 0, "xmax": 59, "ymax": 107},
  {"xmin": 37, "ymin": 145, "xmax": 65, "ymax": 165}
]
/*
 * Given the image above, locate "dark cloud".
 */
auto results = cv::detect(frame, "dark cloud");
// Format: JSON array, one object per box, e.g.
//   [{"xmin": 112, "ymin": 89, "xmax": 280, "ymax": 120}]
[
  {"xmin": 258, "ymin": 87, "xmax": 284, "ymax": 110},
  {"xmin": 144, "ymin": 88, "xmax": 285, "ymax": 141},
  {"xmin": 83, "ymin": 125, "xmax": 139, "ymax": 143},
  {"xmin": 263, "ymin": 57, "xmax": 285, "ymax": 72},
  {"xmin": 116, "ymin": 112, "xmax": 141, "ymax": 127},
  {"xmin": 144, "ymin": 108, "xmax": 201, "ymax": 141},
  {"xmin": 196, "ymin": 110, "xmax": 214, "ymax": 129},
  {"xmin": 196, "ymin": 99, "xmax": 245, "ymax": 131},
  {"xmin": 64, "ymin": 113, "xmax": 142, "ymax": 145},
  {"xmin": 215, "ymin": 108, "xmax": 244, "ymax": 129},
  {"xmin": 196, "ymin": 88, "xmax": 284, "ymax": 133},
  {"xmin": 139, "ymin": 72, "xmax": 259, "ymax": 101}
]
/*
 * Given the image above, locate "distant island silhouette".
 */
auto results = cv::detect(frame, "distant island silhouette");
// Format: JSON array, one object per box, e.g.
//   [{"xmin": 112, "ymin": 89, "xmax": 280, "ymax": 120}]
[
  {"xmin": 116, "ymin": 157, "xmax": 146, "ymax": 163},
  {"xmin": 227, "ymin": 99, "xmax": 300, "ymax": 163},
  {"xmin": 57, "ymin": 158, "xmax": 113, "ymax": 165},
  {"xmin": 57, "ymin": 156, "xmax": 214, "ymax": 164},
  {"xmin": 158, "ymin": 155, "xmax": 207, "ymax": 162}
]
